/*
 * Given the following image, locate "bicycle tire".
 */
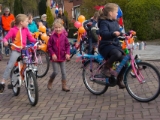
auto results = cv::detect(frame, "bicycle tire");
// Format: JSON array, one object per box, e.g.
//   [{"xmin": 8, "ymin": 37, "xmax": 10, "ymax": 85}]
[
  {"xmin": 36, "ymin": 50, "xmax": 50, "ymax": 78},
  {"xmin": 10, "ymin": 66, "xmax": 20, "ymax": 96},
  {"xmin": 26, "ymin": 71, "xmax": 39, "ymax": 106},
  {"xmin": 83, "ymin": 60, "xmax": 108, "ymax": 95},
  {"xmin": 124, "ymin": 62, "xmax": 160, "ymax": 102}
]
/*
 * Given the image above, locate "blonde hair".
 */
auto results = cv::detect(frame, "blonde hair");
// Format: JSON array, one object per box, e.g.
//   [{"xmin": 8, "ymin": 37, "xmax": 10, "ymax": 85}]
[
  {"xmin": 99, "ymin": 3, "xmax": 118, "ymax": 19},
  {"xmin": 15, "ymin": 14, "xmax": 28, "ymax": 25},
  {"xmin": 53, "ymin": 18, "xmax": 64, "ymax": 27}
]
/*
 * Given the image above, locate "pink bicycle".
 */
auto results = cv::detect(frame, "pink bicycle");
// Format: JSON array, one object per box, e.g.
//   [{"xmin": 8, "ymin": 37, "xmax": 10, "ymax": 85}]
[{"xmin": 81, "ymin": 31, "xmax": 160, "ymax": 102}]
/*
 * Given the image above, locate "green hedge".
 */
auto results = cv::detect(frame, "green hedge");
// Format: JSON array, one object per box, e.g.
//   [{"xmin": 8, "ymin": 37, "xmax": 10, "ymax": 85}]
[{"xmin": 124, "ymin": 0, "xmax": 160, "ymax": 40}]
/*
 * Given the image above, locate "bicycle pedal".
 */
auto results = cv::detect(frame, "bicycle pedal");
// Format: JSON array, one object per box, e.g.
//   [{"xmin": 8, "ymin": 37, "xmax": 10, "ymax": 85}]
[{"xmin": 8, "ymin": 84, "xmax": 13, "ymax": 89}]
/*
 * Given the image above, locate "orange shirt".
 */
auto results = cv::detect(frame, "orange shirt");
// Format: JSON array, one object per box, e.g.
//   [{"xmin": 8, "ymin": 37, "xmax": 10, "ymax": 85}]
[{"xmin": 2, "ymin": 14, "xmax": 15, "ymax": 31}]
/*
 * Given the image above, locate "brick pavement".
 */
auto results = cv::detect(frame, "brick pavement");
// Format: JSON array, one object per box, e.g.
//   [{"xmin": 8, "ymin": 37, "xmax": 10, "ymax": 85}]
[{"xmin": 0, "ymin": 56, "xmax": 160, "ymax": 120}]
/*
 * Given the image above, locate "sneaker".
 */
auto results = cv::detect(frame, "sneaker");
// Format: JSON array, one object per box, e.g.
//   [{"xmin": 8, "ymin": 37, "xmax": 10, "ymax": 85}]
[
  {"xmin": 6, "ymin": 54, "xmax": 9, "ymax": 57},
  {"xmin": 0, "ymin": 83, "xmax": 5, "ymax": 93}
]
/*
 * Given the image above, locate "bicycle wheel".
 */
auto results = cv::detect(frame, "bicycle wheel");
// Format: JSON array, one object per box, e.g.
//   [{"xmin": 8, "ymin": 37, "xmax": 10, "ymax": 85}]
[
  {"xmin": 26, "ymin": 71, "xmax": 38, "ymax": 106},
  {"xmin": 83, "ymin": 60, "xmax": 108, "ymax": 95},
  {"xmin": 10, "ymin": 66, "xmax": 20, "ymax": 96},
  {"xmin": 36, "ymin": 50, "xmax": 50, "ymax": 78},
  {"xmin": 124, "ymin": 62, "xmax": 160, "ymax": 102}
]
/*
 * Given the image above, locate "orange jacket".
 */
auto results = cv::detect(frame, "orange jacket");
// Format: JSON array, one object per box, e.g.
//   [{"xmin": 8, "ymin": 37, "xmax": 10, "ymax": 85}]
[{"xmin": 1, "ymin": 13, "xmax": 15, "ymax": 31}]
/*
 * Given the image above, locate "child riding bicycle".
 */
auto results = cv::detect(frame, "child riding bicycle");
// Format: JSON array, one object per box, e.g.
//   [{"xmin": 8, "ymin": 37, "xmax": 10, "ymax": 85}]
[
  {"xmin": 0, "ymin": 14, "xmax": 37, "ymax": 93},
  {"xmin": 98, "ymin": 3, "xmax": 126, "ymax": 89}
]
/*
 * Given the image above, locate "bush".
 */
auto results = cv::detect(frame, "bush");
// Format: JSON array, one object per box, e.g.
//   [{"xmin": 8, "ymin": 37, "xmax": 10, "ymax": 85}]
[
  {"xmin": 46, "ymin": 7, "xmax": 54, "ymax": 28},
  {"xmin": 14, "ymin": 0, "xmax": 24, "ymax": 16},
  {"xmin": 124, "ymin": 0, "xmax": 160, "ymax": 40},
  {"xmin": 68, "ymin": 28, "xmax": 77, "ymax": 38},
  {"xmin": 38, "ymin": 0, "xmax": 47, "ymax": 16}
]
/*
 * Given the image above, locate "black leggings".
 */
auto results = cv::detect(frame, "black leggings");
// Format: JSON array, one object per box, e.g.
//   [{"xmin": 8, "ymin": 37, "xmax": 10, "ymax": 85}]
[
  {"xmin": 107, "ymin": 49, "xmax": 124, "ymax": 66},
  {"xmin": 107, "ymin": 49, "xmax": 127, "ymax": 77}
]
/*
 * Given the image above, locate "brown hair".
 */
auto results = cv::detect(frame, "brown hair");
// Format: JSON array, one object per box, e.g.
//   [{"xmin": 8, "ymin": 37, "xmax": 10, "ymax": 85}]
[
  {"xmin": 93, "ymin": 11, "xmax": 100, "ymax": 19},
  {"xmin": 99, "ymin": 3, "xmax": 118, "ymax": 19},
  {"xmin": 15, "ymin": 14, "xmax": 28, "ymax": 25},
  {"xmin": 27, "ymin": 13, "xmax": 33, "ymax": 20},
  {"xmin": 11, "ymin": 20, "xmax": 15, "ymax": 28}
]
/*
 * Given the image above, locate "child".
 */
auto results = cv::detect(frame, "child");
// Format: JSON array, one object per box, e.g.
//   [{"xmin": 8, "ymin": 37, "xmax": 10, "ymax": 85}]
[
  {"xmin": 28, "ymin": 13, "xmax": 38, "ymax": 33},
  {"xmin": 47, "ymin": 18, "xmax": 70, "ymax": 92},
  {"xmin": 98, "ymin": 3, "xmax": 125, "ymax": 89},
  {"xmin": 0, "ymin": 14, "xmax": 36, "ymax": 93}
]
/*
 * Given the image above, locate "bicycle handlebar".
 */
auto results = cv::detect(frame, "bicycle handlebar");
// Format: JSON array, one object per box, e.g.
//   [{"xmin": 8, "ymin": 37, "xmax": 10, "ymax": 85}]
[{"xmin": 9, "ymin": 41, "xmax": 40, "ymax": 49}]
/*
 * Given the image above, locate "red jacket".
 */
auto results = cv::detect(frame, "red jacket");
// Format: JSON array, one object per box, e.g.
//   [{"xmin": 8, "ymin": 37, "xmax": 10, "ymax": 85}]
[
  {"xmin": 47, "ymin": 32, "xmax": 70, "ymax": 62},
  {"xmin": 2, "ymin": 13, "xmax": 15, "ymax": 31}
]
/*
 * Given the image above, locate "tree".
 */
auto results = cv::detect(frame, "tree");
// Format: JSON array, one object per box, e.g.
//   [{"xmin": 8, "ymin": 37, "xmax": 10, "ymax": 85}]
[
  {"xmin": 14, "ymin": 0, "xmax": 24, "ymax": 16},
  {"xmin": 38, "ymin": 0, "xmax": 47, "ymax": 16},
  {"xmin": 125, "ymin": 0, "xmax": 160, "ymax": 40},
  {"xmin": 46, "ymin": 6, "xmax": 54, "ymax": 28}
]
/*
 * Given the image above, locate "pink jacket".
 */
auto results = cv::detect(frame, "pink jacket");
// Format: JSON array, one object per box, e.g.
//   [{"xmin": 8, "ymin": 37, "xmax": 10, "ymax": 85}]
[
  {"xmin": 48, "ymin": 32, "xmax": 70, "ymax": 62},
  {"xmin": 3, "ymin": 26, "xmax": 36, "ymax": 48}
]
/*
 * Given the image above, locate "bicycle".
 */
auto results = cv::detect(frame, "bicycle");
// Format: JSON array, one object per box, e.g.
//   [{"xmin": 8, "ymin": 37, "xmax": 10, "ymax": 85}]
[
  {"xmin": 70, "ymin": 32, "xmax": 97, "ymax": 59},
  {"xmin": 32, "ymin": 32, "xmax": 50, "ymax": 78},
  {"xmin": 79, "ymin": 31, "xmax": 160, "ymax": 102},
  {"xmin": 8, "ymin": 42, "xmax": 39, "ymax": 106}
]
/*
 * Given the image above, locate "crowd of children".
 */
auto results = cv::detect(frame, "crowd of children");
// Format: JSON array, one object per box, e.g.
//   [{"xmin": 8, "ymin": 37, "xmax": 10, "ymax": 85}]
[{"xmin": 0, "ymin": 3, "xmax": 127, "ymax": 93}]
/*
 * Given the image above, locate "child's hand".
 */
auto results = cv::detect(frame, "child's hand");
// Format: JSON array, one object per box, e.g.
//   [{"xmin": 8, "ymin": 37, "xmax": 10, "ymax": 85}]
[
  {"xmin": 4, "ymin": 42, "xmax": 8, "ymax": 46},
  {"xmin": 52, "ymin": 54, "xmax": 57, "ymax": 61},
  {"xmin": 113, "ymin": 31, "xmax": 121, "ymax": 36},
  {"xmin": 66, "ymin": 54, "xmax": 70, "ymax": 60},
  {"xmin": 75, "ymin": 42, "xmax": 79, "ymax": 48}
]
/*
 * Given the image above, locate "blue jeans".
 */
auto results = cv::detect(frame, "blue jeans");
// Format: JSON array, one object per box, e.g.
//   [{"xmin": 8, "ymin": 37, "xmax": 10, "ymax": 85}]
[{"xmin": 4, "ymin": 31, "xmax": 10, "ymax": 55}]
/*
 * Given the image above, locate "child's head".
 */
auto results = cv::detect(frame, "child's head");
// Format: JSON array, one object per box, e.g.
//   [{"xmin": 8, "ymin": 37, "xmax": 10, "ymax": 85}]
[
  {"xmin": 15, "ymin": 14, "xmax": 29, "ymax": 28},
  {"xmin": 27, "ymin": 13, "xmax": 33, "ymax": 24},
  {"xmin": 53, "ymin": 19, "xmax": 64, "ymax": 34},
  {"xmin": 99, "ymin": 3, "xmax": 118, "ymax": 20},
  {"xmin": 93, "ymin": 12, "xmax": 100, "ymax": 21}
]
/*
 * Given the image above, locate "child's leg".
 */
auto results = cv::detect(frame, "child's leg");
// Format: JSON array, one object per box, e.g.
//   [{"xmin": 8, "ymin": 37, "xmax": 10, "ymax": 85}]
[
  {"xmin": 59, "ymin": 62, "xmax": 70, "ymax": 92},
  {"xmin": 0, "ymin": 51, "xmax": 20, "ymax": 93},
  {"xmin": 2, "ymin": 51, "xmax": 21, "ymax": 81},
  {"xmin": 102, "ymin": 49, "xmax": 123, "ymax": 76},
  {"xmin": 47, "ymin": 62, "xmax": 59, "ymax": 90}
]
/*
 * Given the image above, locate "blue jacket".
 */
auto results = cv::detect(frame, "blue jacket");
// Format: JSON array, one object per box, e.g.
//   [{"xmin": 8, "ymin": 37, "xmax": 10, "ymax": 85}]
[
  {"xmin": 98, "ymin": 19, "xmax": 123, "ymax": 58},
  {"xmin": 28, "ymin": 21, "xmax": 38, "ymax": 33}
]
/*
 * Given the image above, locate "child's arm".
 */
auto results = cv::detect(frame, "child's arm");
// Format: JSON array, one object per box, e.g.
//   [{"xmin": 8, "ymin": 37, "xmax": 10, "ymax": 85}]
[
  {"xmin": 65, "ymin": 37, "xmax": 70, "ymax": 55},
  {"xmin": 47, "ymin": 36, "xmax": 56, "ymax": 56},
  {"xmin": 99, "ymin": 21, "xmax": 119, "ymax": 40},
  {"xmin": 3, "ymin": 29, "xmax": 13, "ymax": 43}
]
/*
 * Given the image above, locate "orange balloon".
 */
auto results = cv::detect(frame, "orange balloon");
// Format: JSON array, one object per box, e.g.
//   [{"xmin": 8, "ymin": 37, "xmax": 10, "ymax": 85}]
[
  {"xmin": 39, "ymin": 25, "xmax": 46, "ymax": 33},
  {"xmin": 39, "ymin": 43, "xmax": 47, "ymax": 52},
  {"xmin": 78, "ymin": 15, "xmax": 85, "ymax": 23},
  {"xmin": 78, "ymin": 26, "xmax": 85, "ymax": 34},
  {"xmin": 41, "ymin": 33, "xmax": 48, "ymax": 41}
]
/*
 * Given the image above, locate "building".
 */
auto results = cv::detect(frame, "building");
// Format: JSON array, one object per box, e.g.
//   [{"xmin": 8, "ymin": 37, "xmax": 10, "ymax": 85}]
[
  {"xmin": 72, "ymin": 0, "xmax": 82, "ymax": 20},
  {"xmin": 46, "ymin": 0, "xmax": 83, "ymax": 21}
]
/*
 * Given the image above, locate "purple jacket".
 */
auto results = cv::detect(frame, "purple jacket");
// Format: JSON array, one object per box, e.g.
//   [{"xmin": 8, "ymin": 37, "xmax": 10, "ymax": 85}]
[{"xmin": 48, "ymin": 32, "xmax": 70, "ymax": 62}]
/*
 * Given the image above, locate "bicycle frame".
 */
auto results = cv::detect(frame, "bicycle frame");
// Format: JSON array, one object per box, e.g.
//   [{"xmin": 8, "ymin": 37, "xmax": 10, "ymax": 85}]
[
  {"xmin": 11, "ymin": 42, "xmax": 39, "ymax": 87},
  {"xmin": 78, "ymin": 31, "xmax": 144, "ymax": 83}
]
